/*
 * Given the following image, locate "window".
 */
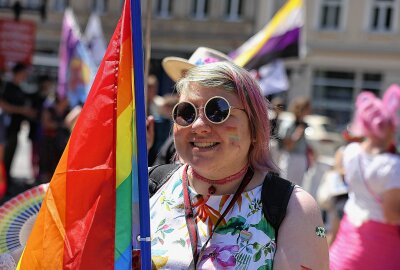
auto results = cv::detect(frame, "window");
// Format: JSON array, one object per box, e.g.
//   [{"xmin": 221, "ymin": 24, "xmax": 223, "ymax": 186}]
[
  {"xmin": 92, "ymin": 0, "xmax": 107, "ymax": 13},
  {"xmin": 155, "ymin": 0, "xmax": 173, "ymax": 18},
  {"xmin": 226, "ymin": 0, "xmax": 243, "ymax": 21},
  {"xmin": 319, "ymin": 0, "xmax": 342, "ymax": 30},
  {"xmin": 54, "ymin": 0, "xmax": 69, "ymax": 11},
  {"xmin": 312, "ymin": 70, "xmax": 382, "ymax": 126},
  {"xmin": 370, "ymin": 0, "xmax": 395, "ymax": 32},
  {"xmin": 361, "ymin": 73, "xmax": 382, "ymax": 96},
  {"xmin": 312, "ymin": 70, "xmax": 355, "ymax": 126},
  {"xmin": 192, "ymin": 0, "xmax": 209, "ymax": 19}
]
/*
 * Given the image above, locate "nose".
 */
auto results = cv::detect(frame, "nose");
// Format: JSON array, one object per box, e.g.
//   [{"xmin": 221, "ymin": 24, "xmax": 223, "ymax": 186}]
[{"xmin": 191, "ymin": 110, "xmax": 211, "ymax": 133}]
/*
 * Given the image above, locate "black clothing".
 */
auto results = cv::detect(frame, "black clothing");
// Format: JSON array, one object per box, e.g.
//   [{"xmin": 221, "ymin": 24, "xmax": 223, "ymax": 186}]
[{"xmin": 0, "ymin": 81, "xmax": 29, "ymax": 182}]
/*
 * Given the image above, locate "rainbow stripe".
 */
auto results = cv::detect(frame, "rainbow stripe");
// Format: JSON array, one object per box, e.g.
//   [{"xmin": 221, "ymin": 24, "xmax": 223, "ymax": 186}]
[
  {"xmin": 17, "ymin": 1, "xmax": 136, "ymax": 269},
  {"xmin": 115, "ymin": 0, "xmax": 134, "ymax": 268},
  {"xmin": 230, "ymin": 0, "xmax": 303, "ymax": 69}
]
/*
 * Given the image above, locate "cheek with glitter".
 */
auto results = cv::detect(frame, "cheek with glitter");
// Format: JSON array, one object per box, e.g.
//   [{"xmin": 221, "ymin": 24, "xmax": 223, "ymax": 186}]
[{"xmin": 226, "ymin": 126, "xmax": 240, "ymax": 144}]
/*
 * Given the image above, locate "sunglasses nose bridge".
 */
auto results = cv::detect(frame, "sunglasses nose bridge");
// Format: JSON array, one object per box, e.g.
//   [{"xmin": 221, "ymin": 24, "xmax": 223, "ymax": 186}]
[{"xmin": 192, "ymin": 107, "xmax": 210, "ymax": 125}]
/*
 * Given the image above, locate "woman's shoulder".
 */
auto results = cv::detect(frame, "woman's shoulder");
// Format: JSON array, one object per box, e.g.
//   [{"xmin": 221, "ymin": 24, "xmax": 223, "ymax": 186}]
[
  {"xmin": 273, "ymin": 186, "xmax": 329, "ymax": 269},
  {"xmin": 286, "ymin": 186, "xmax": 322, "ymax": 218}
]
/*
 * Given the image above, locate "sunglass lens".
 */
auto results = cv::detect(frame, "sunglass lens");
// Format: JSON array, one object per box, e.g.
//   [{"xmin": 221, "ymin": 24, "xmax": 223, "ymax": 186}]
[
  {"xmin": 173, "ymin": 102, "xmax": 196, "ymax": 126},
  {"xmin": 205, "ymin": 97, "xmax": 230, "ymax": 123}
]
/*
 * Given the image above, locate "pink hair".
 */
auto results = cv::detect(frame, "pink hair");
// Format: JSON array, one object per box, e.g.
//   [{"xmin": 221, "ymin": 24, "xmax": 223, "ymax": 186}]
[
  {"xmin": 352, "ymin": 86, "xmax": 400, "ymax": 138},
  {"xmin": 227, "ymin": 66, "xmax": 278, "ymax": 172}
]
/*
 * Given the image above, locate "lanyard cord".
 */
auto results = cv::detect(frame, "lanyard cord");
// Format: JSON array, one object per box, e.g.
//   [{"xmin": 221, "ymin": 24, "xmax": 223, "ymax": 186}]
[{"xmin": 181, "ymin": 164, "xmax": 254, "ymax": 269}]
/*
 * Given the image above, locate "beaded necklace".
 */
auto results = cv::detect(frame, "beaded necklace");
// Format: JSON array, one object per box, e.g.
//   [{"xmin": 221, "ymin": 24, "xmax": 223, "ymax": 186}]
[{"xmin": 190, "ymin": 163, "xmax": 249, "ymax": 195}]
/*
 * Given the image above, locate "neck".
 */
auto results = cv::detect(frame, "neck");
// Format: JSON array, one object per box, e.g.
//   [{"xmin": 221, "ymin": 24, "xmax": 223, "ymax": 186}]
[{"xmin": 189, "ymin": 163, "xmax": 253, "ymax": 195}]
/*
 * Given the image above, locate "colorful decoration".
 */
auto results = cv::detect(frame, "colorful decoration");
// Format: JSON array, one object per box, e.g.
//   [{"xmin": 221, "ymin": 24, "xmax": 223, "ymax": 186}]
[{"xmin": 0, "ymin": 184, "xmax": 48, "ymax": 254}]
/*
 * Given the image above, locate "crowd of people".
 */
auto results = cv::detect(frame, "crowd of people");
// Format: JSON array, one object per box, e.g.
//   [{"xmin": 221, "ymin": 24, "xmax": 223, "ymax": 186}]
[
  {"xmin": 1, "ymin": 45, "xmax": 399, "ymax": 269},
  {"xmin": 0, "ymin": 63, "xmax": 76, "ymax": 202}
]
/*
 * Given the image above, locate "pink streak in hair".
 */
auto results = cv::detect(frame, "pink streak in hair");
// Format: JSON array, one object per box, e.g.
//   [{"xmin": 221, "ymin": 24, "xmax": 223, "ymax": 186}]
[{"xmin": 229, "ymin": 68, "xmax": 277, "ymax": 172}]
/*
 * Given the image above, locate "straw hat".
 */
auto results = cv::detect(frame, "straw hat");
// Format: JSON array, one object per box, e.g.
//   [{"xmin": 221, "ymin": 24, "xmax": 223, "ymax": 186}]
[{"xmin": 162, "ymin": 47, "xmax": 232, "ymax": 82}]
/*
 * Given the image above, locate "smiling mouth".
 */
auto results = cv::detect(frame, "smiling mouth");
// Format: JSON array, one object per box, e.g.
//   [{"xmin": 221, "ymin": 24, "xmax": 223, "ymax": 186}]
[{"xmin": 190, "ymin": 142, "xmax": 219, "ymax": 148}]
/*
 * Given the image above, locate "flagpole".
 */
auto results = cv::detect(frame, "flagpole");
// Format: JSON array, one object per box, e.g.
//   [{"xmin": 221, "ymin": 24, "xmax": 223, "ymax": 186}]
[
  {"xmin": 130, "ymin": 0, "xmax": 151, "ymax": 269},
  {"xmin": 144, "ymin": 0, "xmax": 152, "ymax": 113}
]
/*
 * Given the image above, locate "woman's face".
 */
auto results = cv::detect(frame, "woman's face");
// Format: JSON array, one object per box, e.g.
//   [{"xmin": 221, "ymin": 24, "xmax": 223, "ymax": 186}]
[{"xmin": 173, "ymin": 83, "xmax": 252, "ymax": 177}]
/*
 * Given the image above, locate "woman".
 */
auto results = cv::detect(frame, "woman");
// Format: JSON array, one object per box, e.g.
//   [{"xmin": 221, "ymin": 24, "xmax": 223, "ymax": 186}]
[
  {"xmin": 278, "ymin": 97, "xmax": 313, "ymax": 186},
  {"xmin": 150, "ymin": 62, "xmax": 328, "ymax": 269},
  {"xmin": 329, "ymin": 90, "xmax": 400, "ymax": 269}
]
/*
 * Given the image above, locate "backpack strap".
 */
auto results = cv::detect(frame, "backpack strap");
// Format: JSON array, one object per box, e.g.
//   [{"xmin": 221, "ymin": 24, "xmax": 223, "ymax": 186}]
[
  {"xmin": 261, "ymin": 172, "xmax": 295, "ymax": 241},
  {"xmin": 148, "ymin": 163, "xmax": 182, "ymax": 197}
]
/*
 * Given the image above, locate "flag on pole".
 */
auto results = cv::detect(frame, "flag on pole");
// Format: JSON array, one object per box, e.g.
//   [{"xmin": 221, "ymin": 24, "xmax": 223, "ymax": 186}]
[
  {"xmin": 84, "ymin": 13, "xmax": 107, "ymax": 67},
  {"xmin": 17, "ymin": 0, "xmax": 150, "ymax": 269},
  {"xmin": 58, "ymin": 8, "xmax": 97, "ymax": 107},
  {"xmin": 230, "ymin": 0, "xmax": 303, "ymax": 70}
]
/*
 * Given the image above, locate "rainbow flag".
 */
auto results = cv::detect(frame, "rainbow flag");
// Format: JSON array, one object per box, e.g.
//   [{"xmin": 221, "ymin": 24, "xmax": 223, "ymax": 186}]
[
  {"xmin": 17, "ymin": 0, "xmax": 150, "ymax": 269},
  {"xmin": 230, "ymin": 0, "xmax": 303, "ymax": 69}
]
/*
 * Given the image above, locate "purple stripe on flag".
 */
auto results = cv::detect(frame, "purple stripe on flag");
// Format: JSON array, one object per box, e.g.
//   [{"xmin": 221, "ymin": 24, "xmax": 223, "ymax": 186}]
[{"xmin": 254, "ymin": 27, "xmax": 300, "ymax": 60}]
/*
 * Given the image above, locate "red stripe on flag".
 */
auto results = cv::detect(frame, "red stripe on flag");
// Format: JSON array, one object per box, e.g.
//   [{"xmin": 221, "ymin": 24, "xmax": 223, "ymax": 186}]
[{"xmin": 63, "ymin": 19, "xmax": 123, "ymax": 269}]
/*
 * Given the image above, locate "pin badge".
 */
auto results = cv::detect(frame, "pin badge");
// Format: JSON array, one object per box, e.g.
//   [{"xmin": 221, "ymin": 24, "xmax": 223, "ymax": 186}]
[{"xmin": 315, "ymin": 226, "xmax": 327, "ymax": 238}]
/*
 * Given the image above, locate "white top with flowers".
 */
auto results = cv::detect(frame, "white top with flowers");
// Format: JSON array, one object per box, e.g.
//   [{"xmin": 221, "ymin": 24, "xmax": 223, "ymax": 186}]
[{"xmin": 150, "ymin": 166, "xmax": 276, "ymax": 270}]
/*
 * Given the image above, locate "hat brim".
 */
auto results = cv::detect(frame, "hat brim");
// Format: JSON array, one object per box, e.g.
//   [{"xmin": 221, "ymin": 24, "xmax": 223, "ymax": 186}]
[{"xmin": 162, "ymin": 57, "xmax": 195, "ymax": 82}]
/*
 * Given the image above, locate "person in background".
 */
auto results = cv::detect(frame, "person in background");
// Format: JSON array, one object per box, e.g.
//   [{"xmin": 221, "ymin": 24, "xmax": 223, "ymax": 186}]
[
  {"xmin": 316, "ymin": 128, "xmax": 364, "ymax": 246},
  {"xmin": 146, "ymin": 74, "xmax": 174, "ymax": 166},
  {"xmin": 278, "ymin": 97, "xmax": 313, "ymax": 186},
  {"xmin": 150, "ymin": 61, "xmax": 328, "ymax": 269},
  {"xmin": 329, "ymin": 88, "xmax": 400, "ymax": 270},
  {"xmin": 0, "ymin": 63, "xmax": 36, "ymax": 194},
  {"xmin": 38, "ymin": 95, "xmax": 71, "ymax": 182},
  {"xmin": 268, "ymin": 96, "xmax": 285, "ymax": 166},
  {"xmin": 27, "ymin": 75, "xmax": 54, "ymax": 181}
]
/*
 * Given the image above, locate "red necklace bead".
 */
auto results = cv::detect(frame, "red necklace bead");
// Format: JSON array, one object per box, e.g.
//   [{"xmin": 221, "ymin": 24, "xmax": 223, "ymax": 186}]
[{"xmin": 208, "ymin": 185, "xmax": 216, "ymax": 195}]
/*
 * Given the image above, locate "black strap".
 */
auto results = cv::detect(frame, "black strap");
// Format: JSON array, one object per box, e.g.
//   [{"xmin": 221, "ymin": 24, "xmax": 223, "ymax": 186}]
[
  {"xmin": 261, "ymin": 172, "xmax": 295, "ymax": 241},
  {"xmin": 148, "ymin": 163, "xmax": 181, "ymax": 197}
]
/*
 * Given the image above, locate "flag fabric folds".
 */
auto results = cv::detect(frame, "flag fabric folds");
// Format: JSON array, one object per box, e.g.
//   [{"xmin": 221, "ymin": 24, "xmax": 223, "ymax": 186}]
[
  {"xmin": 58, "ymin": 8, "xmax": 97, "ymax": 107},
  {"xmin": 257, "ymin": 60, "xmax": 289, "ymax": 96},
  {"xmin": 230, "ymin": 0, "xmax": 303, "ymax": 70},
  {"xmin": 17, "ymin": 0, "xmax": 149, "ymax": 269}
]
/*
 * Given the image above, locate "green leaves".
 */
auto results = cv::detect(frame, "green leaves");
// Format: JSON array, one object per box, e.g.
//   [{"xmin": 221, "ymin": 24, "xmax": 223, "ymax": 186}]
[{"xmin": 215, "ymin": 216, "xmax": 247, "ymax": 235}]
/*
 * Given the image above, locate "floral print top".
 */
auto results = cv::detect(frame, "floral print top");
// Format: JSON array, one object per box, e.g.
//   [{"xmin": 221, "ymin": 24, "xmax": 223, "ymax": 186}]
[{"xmin": 150, "ymin": 166, "xmax": 276, "ymax": 270}]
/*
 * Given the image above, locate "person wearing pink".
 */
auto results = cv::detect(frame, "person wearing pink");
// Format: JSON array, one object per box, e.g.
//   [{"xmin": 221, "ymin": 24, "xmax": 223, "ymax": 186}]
[{"xmin": 329, "ymin": 85, "xmax": 400, "ymax": 270}]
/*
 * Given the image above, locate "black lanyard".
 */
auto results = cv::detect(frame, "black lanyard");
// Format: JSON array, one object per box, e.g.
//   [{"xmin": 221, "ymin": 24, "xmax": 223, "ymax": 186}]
[{"xmin": 181, "ymin": 164, "xmax": 254, "ymax": 269}]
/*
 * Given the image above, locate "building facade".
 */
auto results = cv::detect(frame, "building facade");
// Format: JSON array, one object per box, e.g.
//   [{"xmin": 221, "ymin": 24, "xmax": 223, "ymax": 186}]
[
  {"xmin": 293, "ymin": 0, "xmax": 400, "ymax": 126},
  {"xmin": 0, "ymin": 0, "xmax": 399, "ymax": 126}
]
